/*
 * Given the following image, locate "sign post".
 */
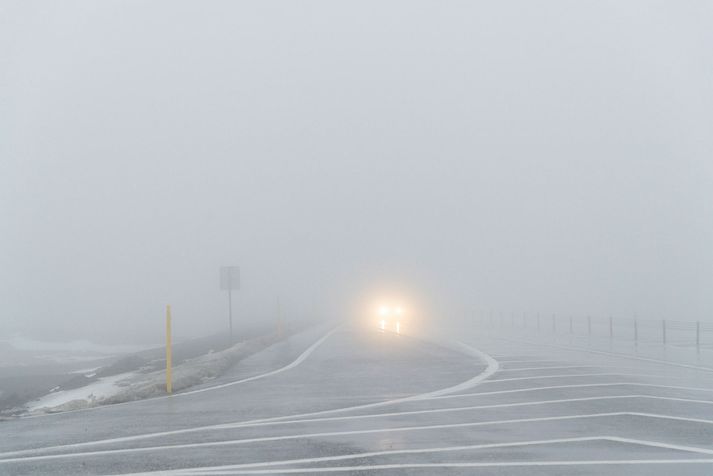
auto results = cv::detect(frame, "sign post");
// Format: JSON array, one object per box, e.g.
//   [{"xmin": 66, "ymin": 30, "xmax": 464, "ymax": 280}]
[{"xmin": 220, "ymin": 266, "xmax": 240, "ymax": 341}]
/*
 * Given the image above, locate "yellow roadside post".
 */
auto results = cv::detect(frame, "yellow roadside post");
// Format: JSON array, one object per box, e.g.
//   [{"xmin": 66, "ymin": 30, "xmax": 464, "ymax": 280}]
[{"xmin": 166, "ymin": 304, "xmax": 173, "ymax": 394}]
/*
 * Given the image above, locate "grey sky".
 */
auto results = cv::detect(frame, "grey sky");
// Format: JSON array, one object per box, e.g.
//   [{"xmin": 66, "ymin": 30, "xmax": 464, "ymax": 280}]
[{"xmin": 1, "ymin": 1, "xmax": 712, "ymax": 343}]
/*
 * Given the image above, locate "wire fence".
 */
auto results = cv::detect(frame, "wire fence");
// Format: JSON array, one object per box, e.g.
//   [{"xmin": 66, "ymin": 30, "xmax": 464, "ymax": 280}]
[{"xmin": 478, "ymin": 312, "xmax": 713, "ymax": 351}]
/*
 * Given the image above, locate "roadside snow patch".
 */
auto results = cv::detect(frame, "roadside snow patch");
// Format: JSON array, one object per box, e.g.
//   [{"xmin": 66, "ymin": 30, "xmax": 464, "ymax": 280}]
[{"xmin": 27, "ymin": 372, "xmax": 137, "ymax": 412}]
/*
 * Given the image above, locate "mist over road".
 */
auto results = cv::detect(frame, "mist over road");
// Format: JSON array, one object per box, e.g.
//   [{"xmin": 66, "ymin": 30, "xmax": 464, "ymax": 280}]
[{"xmin": 3, "ymin": 3, "xmax": 712, "ymax": 475}]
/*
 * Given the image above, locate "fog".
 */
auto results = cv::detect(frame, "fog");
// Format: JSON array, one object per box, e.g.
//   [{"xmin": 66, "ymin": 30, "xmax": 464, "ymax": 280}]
[{"xmin": 2, "ymin": 1, "xmax": 712, "ymax": 345}]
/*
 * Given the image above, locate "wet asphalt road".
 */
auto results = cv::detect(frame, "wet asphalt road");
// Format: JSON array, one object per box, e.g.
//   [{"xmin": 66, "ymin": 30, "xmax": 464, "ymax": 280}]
[{"xmin": 1, "ymin": 325, "xmax": 713, "ymax": 475}]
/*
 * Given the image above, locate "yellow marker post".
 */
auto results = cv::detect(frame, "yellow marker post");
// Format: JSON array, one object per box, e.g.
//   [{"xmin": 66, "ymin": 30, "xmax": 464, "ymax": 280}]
[{"xmin": 166, "ymin": 304, "xmax": 173, "ymax": 394}]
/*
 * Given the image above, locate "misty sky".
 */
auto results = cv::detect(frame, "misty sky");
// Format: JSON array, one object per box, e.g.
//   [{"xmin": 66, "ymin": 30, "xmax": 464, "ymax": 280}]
[{"xmin": 2, "ymin": 1, "xmax": 712, "ymax": 344}]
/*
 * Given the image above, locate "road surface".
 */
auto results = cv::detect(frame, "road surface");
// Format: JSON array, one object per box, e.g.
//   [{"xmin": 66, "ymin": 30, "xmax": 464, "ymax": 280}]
[{"xmin": 1, "ymin": 325, "xmax": 713, "ymax": 475}]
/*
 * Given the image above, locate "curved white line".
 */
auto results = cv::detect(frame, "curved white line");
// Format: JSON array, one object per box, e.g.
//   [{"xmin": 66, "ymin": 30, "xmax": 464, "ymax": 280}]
[
  {"xmin": 414, "ymin": 340, "xmax": 498, "ymax": 398},
  {"xmin": 214, "ymin": 338, "xmax": 498, "ymax": 427},
  {"xmin": 0, "ymin": 337, "xmax": 498, "ymax": 461},
  {"xmin": 177, "ymin": 327, "xmax": 339, "ymax": 397}
]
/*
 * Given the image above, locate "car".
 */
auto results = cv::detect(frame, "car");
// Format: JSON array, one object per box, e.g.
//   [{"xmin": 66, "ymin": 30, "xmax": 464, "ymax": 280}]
[{"xmin": 376, "ymin": 305, "xmax": 404, "ymax": 334}]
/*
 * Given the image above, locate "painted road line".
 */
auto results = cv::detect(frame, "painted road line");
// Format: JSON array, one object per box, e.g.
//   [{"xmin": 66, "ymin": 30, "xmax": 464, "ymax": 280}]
[
  {"xmin": 0, "ymin": 412, "xmax": 640, "ymax": 464},
  {"xmin": 181, "ymin": 395, "xmax": 713, "ymax": 433},
  {"xmin": 0, "ymin": 338, "xmax": 498, "ymax": 460},
  {"xmin": 483, "ymin": 372, "xmax": 690, "ymax": 383},
  {"xmin": 496, "ymin": 365, "xmax": 652, "ymax": 373},
  {"xmin": 177, "ymin": 328, "xmax": 339, "ymax": 397},
  {"xmin": 166, "ymin": 460, "xmax": 713, "ymax": 474},
  {"xmin": 423, "ymin": 382, "xmax": 713, "ymax": 401},
  {"xmin": 496, "ymin": 359, "xmax": 566, "ymax": 364},
  {"xmin": 135, "ymin": 435, "xmax": 713, "ymax": 474},
  {"xmin": 6, "ymin": 411, "xmax": 713, "ymax": 464},
  {"xmin": 413, "ymin": 340, "xmax": 498, "ymax": 398},
  {"xmin": 121, "ymin": 436, "xmax": 698, "ymax": 474}
]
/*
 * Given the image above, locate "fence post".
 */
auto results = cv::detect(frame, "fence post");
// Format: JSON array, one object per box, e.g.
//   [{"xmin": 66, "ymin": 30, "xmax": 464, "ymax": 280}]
[
  {"xmin": 537, "ymin": 313, "xmax": 541, "ymax": 332},
  {"xmin": 634, "ymin": 319, "xmax": 638, "ymax": 345},
  {"xmin": 552, "ymin": 314, "xmax": 556, "ymax": 334},
  {"xmin": 662, "ymin": 319, "xmax": 667, "ymax": 345},
  {"xmin": 587, "ymin": 315, "xmax": 591, "ymax": 336},
  {"xmin": 697, "ymin": 321, "xmax": 701, "ymax": 352},
  {"xmin": 523, "ymin": 312, "xmax": 526, "ymax": 327},
  {"xmin": 569, "ymin": 316, "xmax": 573, "ymax": 334},
  {"xmin": 511, "ymin": 312, "xmax": 515, "ymax": 327},
  {"xmin": 609, "ymin": 316, "xmax": 613, "ymax": 339}
]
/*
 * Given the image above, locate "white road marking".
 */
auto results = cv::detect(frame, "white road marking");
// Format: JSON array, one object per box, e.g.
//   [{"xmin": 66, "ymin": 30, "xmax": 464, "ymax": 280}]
[
  {"xmin": 176, "ymin": 328, "xmax": 339, "ymax": 397},
  {"xmin": 0, "ymin": 336, "xmax": 498, "ymax": 460},
  {"xmin": 168, "ymin": 460, "xmax": 713, "ymax": 474},
  {"xmin": 163, "ymin": 394, "xmax": 713, "ymax": 433},
  {"xmin": 8, "ymin": 332, "xmax": 713, "ymax": 475},
  {"xmin": 12, "ymin": 393, "xmax": 713, "ymax": 464},
  {"xmin": 117, "ymin": 436, "xmax": 713, "ymax": 475},
  {"xmin": 424, "ymin": 382, "xmax": 713, "ymax": 401},
  {"xmin": 496, "ymin": 359, "xmax": 565, "ymax": 364},
  {"xmin": 8, "ymin": 412, "xmax": 708, "ymax": 464},
  {"xmin": 414, "ymin": 340, "xmax": 499, "ymax": 398},
  {"xmin": 6, "ymin": 333, "xmax": 713, "ymax": 474},
  {"xmin": 627, "ymin": 412, "xmax": 713, "ymax": 426},
  {"xmin": 5, "ymin": 376, "xmax": 710, "ymax": 463},
  {"xmin": 0, "ymin": 412, "xmax": 625, "ymax": 463},
  {"xmin": 109, "ymin": 340, "xmax": 713, "ymax": 475},
  {"xmin": 483, "ymin": 372, "xmax": 688, "ymax": 383},
  {"xmin": 496, "ymin": 365, "xmax": 646, "ymax": 372},
  {"xmin": 607, "ymin": 436, "xmax": 713, "ymax": 456}
]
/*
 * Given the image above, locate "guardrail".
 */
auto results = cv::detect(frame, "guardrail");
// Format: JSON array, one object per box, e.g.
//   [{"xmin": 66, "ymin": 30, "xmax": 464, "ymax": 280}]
[{"xmin": 478, "ymin": 312, "xmax": 713, "ymax": 352}]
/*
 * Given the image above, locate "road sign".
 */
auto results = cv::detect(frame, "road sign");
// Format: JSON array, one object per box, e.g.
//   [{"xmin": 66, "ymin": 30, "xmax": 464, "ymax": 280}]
[
  {"xmin": 220, "ymin": 266, "xmax": 240, "ymax": 341},
  {"xmin": 220, "ymin": 266, "xmax": 240, "ymax": 290}
]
